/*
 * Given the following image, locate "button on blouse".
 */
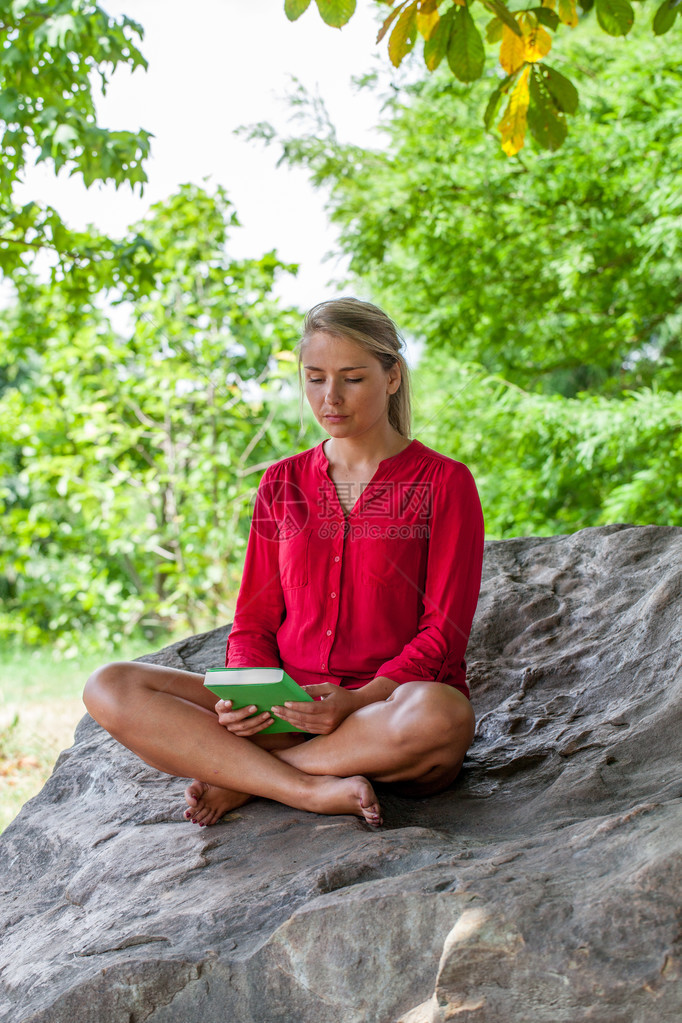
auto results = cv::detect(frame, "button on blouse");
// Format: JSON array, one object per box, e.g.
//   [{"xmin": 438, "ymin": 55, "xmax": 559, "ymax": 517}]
[{"xmin": 225, "ymin": 438, "xmax": 484, "ymax": 699}]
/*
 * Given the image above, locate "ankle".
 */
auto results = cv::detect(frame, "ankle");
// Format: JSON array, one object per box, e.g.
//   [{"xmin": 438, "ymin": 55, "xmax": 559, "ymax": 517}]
[{"xmin": 295, "ymin": 772, "xmax": 329, "ymax": 813}]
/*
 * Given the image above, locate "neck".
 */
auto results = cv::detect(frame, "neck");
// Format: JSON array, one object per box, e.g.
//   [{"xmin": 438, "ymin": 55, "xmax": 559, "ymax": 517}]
[{"xmin": 324, "ymin": 426, "xmax": 410, "ymax": 473}]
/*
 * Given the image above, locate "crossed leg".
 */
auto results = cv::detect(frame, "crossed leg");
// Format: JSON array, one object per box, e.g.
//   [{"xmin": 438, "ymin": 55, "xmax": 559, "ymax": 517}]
[
  {"xmin": 187, "ymin": 681, "xmax": 475, "ymax": 825},
  {"xmin": 83, "ymin": 664, "xmax": 475, "ymax": 827},
  {"xmin": 184, "ymin": 730, "xmax": 309, "ymax": 826},
  {"xmin": 274, "ymin": 681, "xmax": 475, "ymax": 795},
  {"xmin": 83, "ymin": 661, "xmax": 381, "ymax": 825}
]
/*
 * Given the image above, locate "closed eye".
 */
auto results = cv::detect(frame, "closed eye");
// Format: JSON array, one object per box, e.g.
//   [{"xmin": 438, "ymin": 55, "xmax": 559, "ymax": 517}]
[{"xmin": 308, "ymin": 378, "xmax": 363, "ymax": 383}]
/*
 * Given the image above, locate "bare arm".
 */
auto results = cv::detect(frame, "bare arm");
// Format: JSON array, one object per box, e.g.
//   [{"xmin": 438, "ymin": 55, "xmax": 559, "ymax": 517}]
[{"xmin": 349, "ymin": 675, "xmax": 399, "ymax": 707}]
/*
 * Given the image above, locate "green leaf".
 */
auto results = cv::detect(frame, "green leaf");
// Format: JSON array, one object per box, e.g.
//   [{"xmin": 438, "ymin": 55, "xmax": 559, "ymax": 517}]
[
  {"xmin": 314, "ymin": 0, "xmax": 356, "ymax": 28},
  {"xmin": 0, "ymin": 88, "xmax": 20, "ymax": 122},
  {"xmin": 424, "ymin": 8, "xmax": 454, "ymax": 70},
  {"xmin": 486, "ymin": 17, "xmax": 504, "ymax": 43},
  {"xmin": 595, "ymin": 0, "xmax": 634, "ymax": 35},
  {"xmin": 535, "ymin": 63, "xmax": 579, "ymax": 113},
  {"xmin": 52, "ymin": 124, "xmax": 79, "ymax": 148},
  {"xmin": 480, "ymin": 0, "xmax": 524, "ymax": 37},
  {"xmin": 447, "ymin": 7, "xmax": 485, "ymax": 83},
  {"xmin": 528, "ymin": 66, "xmax": 567, "ymax": 149},
  {"xmin": 388, "ymin": 2, "xmax": 418, "ymax": 67},
  {"xmin": 377, "ymin": 1, "xmax": 409, "ymax": 43},
  {"xmin": 284, "ymin": 0, "xmax": 312, "ymax": 20},
  {"xmin": 653, "ymin": 0, "xmax": 679, "ymax": 34},
  {"xmin": 484, "ymin": 79, "xmax": 506, "ymax": 129},
  {"xmin": 531, "ymin": 6, "xmax": 561, "ymax": 28}
]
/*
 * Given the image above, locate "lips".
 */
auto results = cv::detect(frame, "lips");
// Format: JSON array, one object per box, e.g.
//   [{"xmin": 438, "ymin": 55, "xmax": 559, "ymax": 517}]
[{"xmin": 325, "ymin": 414, "xmax": 348, "ymax": 420}]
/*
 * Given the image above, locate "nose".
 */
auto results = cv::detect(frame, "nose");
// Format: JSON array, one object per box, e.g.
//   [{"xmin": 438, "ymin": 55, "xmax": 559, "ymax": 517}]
[{"xmin": 325, "ymin": 380, "xmax": 343, "ymax": 405}]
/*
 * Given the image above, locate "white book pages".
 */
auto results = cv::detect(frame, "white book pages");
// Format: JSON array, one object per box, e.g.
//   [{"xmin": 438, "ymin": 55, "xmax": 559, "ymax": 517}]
[{"xmin": 204, "ymin": 667, "xmax": 284, "ymax": 685}]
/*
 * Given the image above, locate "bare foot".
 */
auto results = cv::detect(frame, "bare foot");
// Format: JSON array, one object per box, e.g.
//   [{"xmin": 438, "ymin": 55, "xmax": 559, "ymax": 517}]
[
  {"xmin": 183, "ymin": 779, "xmax": 252, "ymax": 827},
  {"xmin": 308, "ymin": 775, "xmax": 383, "ymax": 827}
]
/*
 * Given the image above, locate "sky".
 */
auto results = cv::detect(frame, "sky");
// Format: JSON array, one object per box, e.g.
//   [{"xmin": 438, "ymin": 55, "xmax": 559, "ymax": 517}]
[{"xmin": 14, "ymin": 0, "xmax": 395, "ymax": 310}]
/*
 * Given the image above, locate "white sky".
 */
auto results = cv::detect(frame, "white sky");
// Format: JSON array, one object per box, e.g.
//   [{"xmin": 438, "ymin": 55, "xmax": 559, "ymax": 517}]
[{"xmin": 14, "ymin": 0, "xmax": 394, "ymax": 308}]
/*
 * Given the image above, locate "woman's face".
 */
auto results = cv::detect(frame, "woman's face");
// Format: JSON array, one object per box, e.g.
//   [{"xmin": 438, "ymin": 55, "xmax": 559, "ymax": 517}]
[{"xmin": 302, "ymin": 331, "xmax": 400, "ymax": 441}]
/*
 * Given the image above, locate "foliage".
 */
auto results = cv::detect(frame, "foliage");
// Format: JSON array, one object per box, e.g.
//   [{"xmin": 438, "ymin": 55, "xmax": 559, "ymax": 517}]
[
  {"xmin": 253, "ymin": 23, "xmax": 681, "ymax": 532},
  {"xmin": 261, "ymin": 24, "xmax": 682, "ymax": 399},
  {"xmin": 0, "ymin": 8, "xmax": 316, "ymax": 651},
  {"xmin": 284, "ymin": 0, "xmax": 681, "ymax": 154},
  {"xmin": 0, "ymin": 184, "xmax": 310, "ymax": 650},
  {"xmin": 0, "ymin": 0, "xmax": 151, "ymax": 276},
  {"xmin": 413, "ymin": 356, "xmax": 682, "ymax": 535}
]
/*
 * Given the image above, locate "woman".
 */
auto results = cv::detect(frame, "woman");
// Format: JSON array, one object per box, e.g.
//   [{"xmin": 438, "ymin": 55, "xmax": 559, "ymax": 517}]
[{"xmin": 83, "ymin": 297, "xmax": 484, "ymax": 828}]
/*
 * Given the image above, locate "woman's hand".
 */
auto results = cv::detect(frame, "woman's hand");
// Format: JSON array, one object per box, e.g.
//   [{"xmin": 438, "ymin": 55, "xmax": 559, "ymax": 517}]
[
  {"xmin": 271, "ymin": 683, "xmax": 360, "ymax": 735},
  {"xmin": 214, "ymin": 699, "xmax": 274, "ymax": 737}
]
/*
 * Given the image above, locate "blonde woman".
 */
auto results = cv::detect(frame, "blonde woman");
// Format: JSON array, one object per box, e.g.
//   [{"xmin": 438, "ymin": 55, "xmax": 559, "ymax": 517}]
[{"xmin": 84, "ymin": 298, "xmax": 484, "ymax": 827}]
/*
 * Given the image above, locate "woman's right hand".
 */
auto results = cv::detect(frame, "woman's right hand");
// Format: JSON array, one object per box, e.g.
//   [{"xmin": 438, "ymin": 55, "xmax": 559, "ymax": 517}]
[{"xmin": 214, "ymin": 699, "xmax": 273, "ymax": 736}]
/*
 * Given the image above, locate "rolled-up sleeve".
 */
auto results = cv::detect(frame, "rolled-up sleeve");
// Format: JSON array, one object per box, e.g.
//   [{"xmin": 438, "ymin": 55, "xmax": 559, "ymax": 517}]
[{"xmin": 373, "ymin": 463, "xmax": 484, "ymax": 689}]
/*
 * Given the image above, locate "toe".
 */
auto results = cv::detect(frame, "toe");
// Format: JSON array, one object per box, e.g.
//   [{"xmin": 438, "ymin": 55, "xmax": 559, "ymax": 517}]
[
  {"xmin": 184, "ymin": 779, "xmax": 205, "ymax": 805},
  {"xmin": 362, "ymin": 800, "xmax": 382, "ymax": 826}
]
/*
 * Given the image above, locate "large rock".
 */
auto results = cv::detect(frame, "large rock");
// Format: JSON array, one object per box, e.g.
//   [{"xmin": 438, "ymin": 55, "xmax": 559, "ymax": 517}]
[{"xmin": 1, "ymin": 524, "xmax": 680, "ymax": 1023}]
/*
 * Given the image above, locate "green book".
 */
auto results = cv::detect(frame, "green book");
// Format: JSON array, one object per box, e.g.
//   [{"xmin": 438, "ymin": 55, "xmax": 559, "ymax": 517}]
[{"xmin": 203, "ymin": 666, "xmax": 314, "ymax": 734}]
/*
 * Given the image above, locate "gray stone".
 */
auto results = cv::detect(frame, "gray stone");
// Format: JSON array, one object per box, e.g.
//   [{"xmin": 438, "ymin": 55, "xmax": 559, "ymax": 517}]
[{"xmin": 1, "ymin": 524, "xmax": 680, "ymax": 1023}]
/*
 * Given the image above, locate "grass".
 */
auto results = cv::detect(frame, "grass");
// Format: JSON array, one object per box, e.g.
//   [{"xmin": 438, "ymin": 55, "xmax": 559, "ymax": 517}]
[{"xmin": 0, "ymin": 636, "xmax": 156, "ymax": 833}]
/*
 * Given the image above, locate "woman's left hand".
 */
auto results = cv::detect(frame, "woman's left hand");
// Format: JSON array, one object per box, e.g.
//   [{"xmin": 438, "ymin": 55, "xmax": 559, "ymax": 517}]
[{"xmin": 271, "ymin": 683, "xmax": 360, "ymax": 735}]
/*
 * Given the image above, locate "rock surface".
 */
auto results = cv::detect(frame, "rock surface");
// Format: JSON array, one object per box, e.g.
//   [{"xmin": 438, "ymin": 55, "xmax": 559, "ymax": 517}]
[{"xmin": 1, "ymin": 524, "xmax": 681, "ymax": 1023}]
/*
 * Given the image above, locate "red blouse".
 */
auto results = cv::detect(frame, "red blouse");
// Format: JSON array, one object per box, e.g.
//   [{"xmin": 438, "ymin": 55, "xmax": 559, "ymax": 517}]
[{"xmin": 225, "ymin": 437, "xmax": 484, "ymax": 699}]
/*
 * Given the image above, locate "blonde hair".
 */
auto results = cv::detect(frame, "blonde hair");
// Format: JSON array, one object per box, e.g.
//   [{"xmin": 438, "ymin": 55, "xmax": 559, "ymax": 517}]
[{"xmin": 296, "ymin": 297, "xmax": 412, "ymax": 438}]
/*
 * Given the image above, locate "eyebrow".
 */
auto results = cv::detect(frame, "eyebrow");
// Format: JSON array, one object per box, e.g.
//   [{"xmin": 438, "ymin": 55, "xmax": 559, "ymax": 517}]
[{"xmin": 303, "ymin": 365, "xmax": 368, "ymax": 371}]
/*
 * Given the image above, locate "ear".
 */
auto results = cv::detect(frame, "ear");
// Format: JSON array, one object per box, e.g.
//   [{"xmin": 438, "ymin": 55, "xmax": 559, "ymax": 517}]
[{"xmin": 387, "ymin": 360, "xmax": 401, "ymax": 394}]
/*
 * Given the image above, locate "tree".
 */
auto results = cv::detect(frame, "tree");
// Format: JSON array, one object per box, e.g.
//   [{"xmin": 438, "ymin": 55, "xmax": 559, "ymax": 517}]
[
  {"xmin": 265, "ymin": 23, "xmax": 681, "ymax": 396},
  {"xmin": 255, "ymin": 23, "xmax": 681, "ymax": 533},
  {"xmin": 0, "ymin": 0, "xmax": 152, "ymax": 279},
  {"xmin": 0, "ymin": 184, "xmax": 309, "ymax": 651},
  {"xmin": 412, "ymin": 357, "xmax": 682, "ymax": 535},
  {"xmin": 284, "ymin": 0, "xmax": 681, "ymax": 154}
]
